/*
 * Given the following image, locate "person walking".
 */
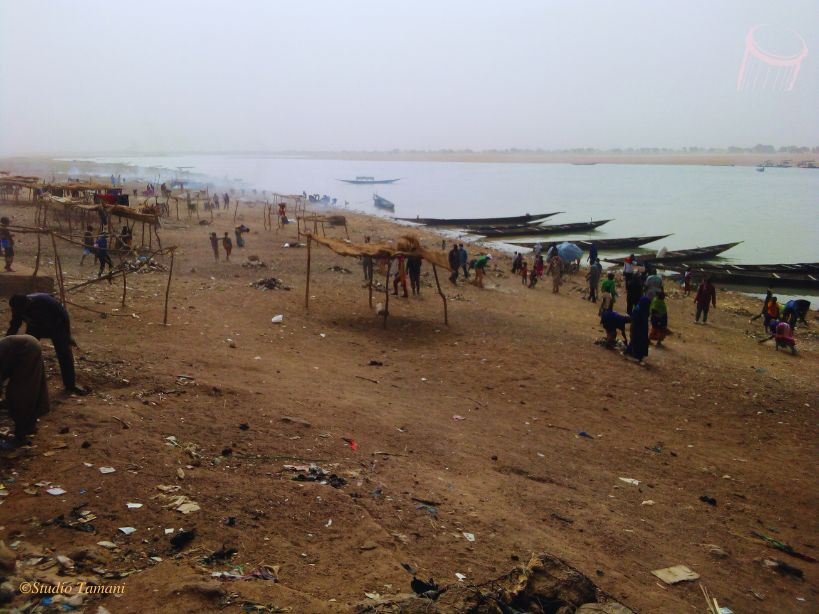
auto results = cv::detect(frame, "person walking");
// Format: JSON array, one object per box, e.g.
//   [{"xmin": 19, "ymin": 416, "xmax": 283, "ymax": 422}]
[
  {"xmin": 626, "ymin": 273, "xmax": 642, "ymax": 316},
  {"xmin": 0, "ymin": 217, "xmax": 14, "ymax": 272},
  {"xmin": 623, "ymin": 254, "xmax": 636, "ymax": 280},
  {"xmin": 547, "ymin": 254, "xmax": 562, "ymax": 293},
  {"xmin": 6, "ymin": 294, "xmax": 87, "ymax": 395},
  {"xmin": 511, "ymin": 252, "xmax": 522, "ymax": 275},
  {"xmin": 392, "ymin": 255, "xmax": 409, "ymax": 298},
  {"xmin": 95, "ymin": 232, "xmax": 113, "ymax": 278},
  {"xmin": 649, "ymin": 290, "xmax": 669, "ymax": 346},
  {"xmin": 586, "ymin": 258, "xmax": 602, "ymax": 302},
  {"xmin": 80, "ymin": 225, "xmax": 95, "ymax": 265},
  {"xmin": 520, "ymin": 260, "xmax": 529, "ymax": 285},
  {"xmin": 683, "ymin": 267, "xmax": 693, "ymax": 296},
  {"xmin": 448, "ymin": 244, "xmax": 460, "ymax": 284},
  {"xmin": 223, "ymin": 192, "xmax": 230, "ymax": 210},
  {"xmin": 588, "ymin": 242, "xmax": 598, "ymax": 264},
  {"xmin": 459, "ymin": 244, "xmax": 469, "ymax": 279},
  {"xmin": 624, "ymin": 295, "xmax": 651, "ymax": 364},
  {"xmin": 222, "ymin": 232, "xmax": 233, "ymax": 261},
  {"xmin": 361, "ymin": 236, "xmax": 374, "ymax": 283},
  {"xmin": 209, "ymin": 232, "xmax": 220, "ymax": 261},
  {"xmin": 601, "ymin": 272, "xmax": 618, "ymax": 308},
  {"xmin": 694, "ymin": 278, "xmax": 717, "ymax": 323},
  {"xmin": 407, "ymin": 255, "xmax": 422, "ymax": 295}
]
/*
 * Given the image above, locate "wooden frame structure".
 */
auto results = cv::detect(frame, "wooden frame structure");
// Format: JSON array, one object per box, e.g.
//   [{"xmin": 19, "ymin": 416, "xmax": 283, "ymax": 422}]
[
  {"xmin": 296, "ymin": 214, "xmax": 350, "ymax": 239},
  {"xmin": 303, "ymin": 233, "xmax": 451, "ymax": 328}
]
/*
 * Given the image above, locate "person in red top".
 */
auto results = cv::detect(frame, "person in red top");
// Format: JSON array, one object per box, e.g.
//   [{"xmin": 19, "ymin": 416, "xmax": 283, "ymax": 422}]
[{"xmin": 694, "ymin": 278, "xmax": 717, "ymax": 323}]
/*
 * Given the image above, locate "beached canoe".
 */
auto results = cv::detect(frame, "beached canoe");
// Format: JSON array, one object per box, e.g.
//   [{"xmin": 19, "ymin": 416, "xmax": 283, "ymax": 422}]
[
  {"xmin": 467, "ymin": 219, "xmax": 612, "ymax": 238},
  {"xmin": 395, "ymin": 212, "xmax": 562, "ymax": 226},
  {"xmin": 509, "ymin": 234, "xmax": 672, "ymax": 250},
  {"xmin": 603, "ymin": 241, "xmax": 742, "ymax": 265},
  {"xmin": 373, "ymin": 194, "xmax": 395, "ymax": 212},
  {"xmin": 664, "ymin": 265, "xmax": 819, "ymax": 289}
]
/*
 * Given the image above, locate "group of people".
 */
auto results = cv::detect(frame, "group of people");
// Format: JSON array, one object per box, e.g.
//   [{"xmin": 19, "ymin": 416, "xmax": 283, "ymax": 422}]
[
  {"xmin": 80, "ymin": 225, "xmax": 117, "ymax": 278},
  {"xmin": 209, "ymin": 231, "xmax": 235, "ymax": 261},
  {"xmin": 512, "ymin": 243, "xmax": 568, "ymax": 294},
  {"xmin": 447, "ymin": 243, "xmax": 491, "ymax": 287},
  {"xmin": 751, "ymin": 291, "xmax": 811, "ymax": 354}
]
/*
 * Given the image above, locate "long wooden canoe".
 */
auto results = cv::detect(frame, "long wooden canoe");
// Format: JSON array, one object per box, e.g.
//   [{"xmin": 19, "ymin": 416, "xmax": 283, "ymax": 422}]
[
  {"xmin": 603, "ymin": 242, "xmax": 742, "ymax": 265},
  {"xmin": 467, "ymin": 219, "xmax": 612, "ymax": 238},
  {"xmin": 509, "ymin": 234, "xmax": 671, "ymax": 250},
  {"xmin": 395, "ymin": 212, "xmax": 562, "ymax": 226},
  {"xmin": 664, "ymin": 266, "xmax": 819, "ymax": 289}
]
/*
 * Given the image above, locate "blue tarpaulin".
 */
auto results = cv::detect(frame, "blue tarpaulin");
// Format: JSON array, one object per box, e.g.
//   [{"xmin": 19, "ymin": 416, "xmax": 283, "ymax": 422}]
[{"xmin": 557, "ymin": 242, "xmax": 583, "ymax": 261}]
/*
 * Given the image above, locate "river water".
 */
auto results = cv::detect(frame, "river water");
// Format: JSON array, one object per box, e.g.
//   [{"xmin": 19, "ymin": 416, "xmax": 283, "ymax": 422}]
[{"xmin": 73, "ymin": 155, "xmax": 818, "ymax": 269}]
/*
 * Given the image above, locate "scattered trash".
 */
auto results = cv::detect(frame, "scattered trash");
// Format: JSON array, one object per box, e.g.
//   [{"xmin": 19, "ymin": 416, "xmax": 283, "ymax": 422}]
[
  {"xmin": 118, "ymin": 527, "xmax": 136, "ymax": 535},
  {"xmin": 752, "ymin": 532, "xmax": 817, "ymax": 562},
  {"xmin": 455, "ymin": 572, "xmax": 467, "ymax": 581},
  {"xmin": 364, "ymin": 592, "xmax": 381, "ymax": 600},
  {"xmin": 452, "ymin": 415, "xmax": 465, "ymax": 421},
  {"xmin": 288, "ymin": 464, "xmax": 348, "ymax": 489},
  {"xmin": 410, "ymin": 577, "xmax": 439, "ymax": 596},
  {"xmin": 343, "ymin": 438, "xmax": 358, "ymax": 451},
  {"xmin": 203, "ymin": 546, "xmax": 238, "ymax": 565},
  {"xmin": 280, "ymin": 416, "xmax": 311, "ymax": 427},
  {"xmin": 328, "ymin": 265, "xmax": 352, "ymax": 274},
  {"xmin": 762, "ymin": 558, "xmax": 803, "ymax": 578},
  {"xmin": 463, "ymin": 532, "xmax": 475, "ymax": 542},
  {"xmin": 577, "ymin": 431, "xmax": 594, "ymax": 439},
  {"xmin": 170, "ymin": 529, "xmax": 196, "ymax": 549},
  {"xmin": 99, "ymin": 466, "xmax": 116, "ymax": 474},
  {"xmin": 46, "ymin": 487, "xmax": 67, "ymax": 496},
  {"xmin": 416, "ymin": 503, "xmax": 437, "ymax": 517},
  {"xmin": 227, "ymin": 338, "xmax": 237, "ymax": 348},
  {"xmin": 325, "ymin": 519, "xmax": 332, "ymax": 528},
  {"xmin": 641, "ymin": 500, "xmax": 655, "ymax": 506},
  {"xmin": 368, "ymin": 360, "xmax": 383, "ymax": 366},
  {"xmin": 213, "ymin": 565, "xmax": 279, "ymax": 582},
  {"xmin": 271, "ymin": 314, "xmax": 284, "ymax": 323},
  {"xmin": 699, "ymin": 495, "xmax": 717, "ymax": 506},
  {"xmin": 97, "ymin": 541, "xmax": 117, "ymax": 549},
  {"xmin": 239, "ymin": 423, "xmax": 250, "ymax": 430},
  {"xmin": 652, "ymin": 565, "xmax": 700, "ymax": 584},
  {"xmin": 618, "ymin": 477, "xmax": 640, "ymax": 486},
  {"xmin": 177, "ymin": 468, "xmax": 186, "ymax": 480},
  {"xmin": 251, "ymin": 278, "xmax": 291, "ymax": 291},
  {"xmin": 224, "ymin": 516, "xmax": 236, "ymax": 526}
]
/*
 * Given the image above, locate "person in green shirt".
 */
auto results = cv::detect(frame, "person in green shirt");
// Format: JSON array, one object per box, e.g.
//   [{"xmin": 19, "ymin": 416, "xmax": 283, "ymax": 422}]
[{"xmin": 601, "ymin": 272, "xmax": 618, "ymax": 305}]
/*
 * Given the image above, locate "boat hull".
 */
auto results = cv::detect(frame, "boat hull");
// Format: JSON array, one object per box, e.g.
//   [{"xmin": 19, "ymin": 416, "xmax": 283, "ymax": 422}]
[
  {"xmin": 467, "ymin": 220, "xmax": 612, "ymax": 238},
  {"xmin": 395, "ymin": 212, "xmax": 562, "ymax": 226},
  {"xmin": 510, "ymin": 234, "xmax": 671, "ymax": 250}
]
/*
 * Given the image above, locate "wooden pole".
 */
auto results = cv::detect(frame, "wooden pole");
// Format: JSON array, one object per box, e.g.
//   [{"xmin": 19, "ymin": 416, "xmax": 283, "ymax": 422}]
[
  {"xmin": 432, "ymin": 264, "xmax": 448, "ymax": 325},
  {"xmin": 121, "ymin": 265, "xmax": 127, "ymax": 308},
  {"xmin": 383, "ymin": 259, "xmax": 392, "ymax": 328},
  {"xmin": 33, "ymin": 232, "xmax": 42, "ymax": 277},
  {"xmin": 305, "ymin": 236, "xmax": 312, "ymax": 311},
  {"xmin": 49, "ymin": 232, "xmax": 66, "ymax": 306},
  {"xmin": 368, "ymin": 273, "xmax": 373, "ymax": 308},
  {"xmin": 233, "ymin": 199, "xmax": 239, "ymax": 223},
  {"xmin": 163, "ymin": 249, "xmax": 175, "ymax": 325}
]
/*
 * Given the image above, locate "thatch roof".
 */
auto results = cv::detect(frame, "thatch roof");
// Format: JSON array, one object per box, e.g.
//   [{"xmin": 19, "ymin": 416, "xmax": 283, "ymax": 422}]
[{"xmin": 308, "ymin": 234, "xmax": 451, "ymax": 270}]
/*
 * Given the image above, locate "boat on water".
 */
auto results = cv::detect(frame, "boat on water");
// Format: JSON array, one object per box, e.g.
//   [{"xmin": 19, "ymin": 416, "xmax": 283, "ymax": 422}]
[
  {"xmin": 756, "ymin": 166, "xmax": 765, "ymax": 172},
  {"xmin": 373, "ymin": 194, "xmax": 395, "ymax": 212},
  {"xmin": 662, "ymin": 264, "xmax": 819, "ymax": 289},
  {"xmin": 395, "ymin": 212, "xmax": 562, "ymax": 227},
  {"xmin": 339, "ymin": 176, "xmax": 400, "ymax": 185},
  {"xmin": 509, "ymin": 234, "xmax": 672, "ymax": 250},
  {"xmin": 466, "ymin": 219, "xmax": 612, "ymax": 238},
  {"xmin": 603, "ymin": 241, "xmax": 742, "ymax": 265}
]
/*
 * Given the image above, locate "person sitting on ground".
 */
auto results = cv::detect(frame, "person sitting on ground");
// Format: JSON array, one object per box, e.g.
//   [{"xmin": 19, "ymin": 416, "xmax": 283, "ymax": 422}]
[
  {"xmin": 0, "ymin": 217, "xmax": 14, "ymax": 272},
  {"xmin": 649, "ymin": 290, "xmax": 669, "ymax": 346},
  {"xmin": 601, "ymin": 272, "xmax": 617, "ymax": 308},
  {"xmin": 694, "ymin": 278, "xmax": 717, "ymax": 324},
  {"xmin": 471, "ymin": 253, "xmax": 491, "ymax": 288},
  {"xmin": 0, "ymin": 334, "xmax": 50, "ymax": 448},
  {"xmin": 6, "ymin": 294, "xmax": 88, "ymax": 395}
]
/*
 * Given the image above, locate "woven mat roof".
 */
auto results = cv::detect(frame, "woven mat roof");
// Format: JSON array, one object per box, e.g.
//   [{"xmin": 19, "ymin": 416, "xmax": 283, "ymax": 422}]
[{"xmin": 309, "ymin": 234, "xmax": 451, "ymax": 270}]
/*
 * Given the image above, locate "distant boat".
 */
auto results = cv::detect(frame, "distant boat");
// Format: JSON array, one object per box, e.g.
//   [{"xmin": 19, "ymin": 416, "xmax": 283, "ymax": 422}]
[
  {"xmin": 571, "ymin": 162, "xmax": 598, "ymax": 165},
  {"xmin": 396, "ymin": 212, "xmax": 561, "ymax": 227},
  {"xmin": 339, "ymin": 176, "xmax": 400, "ymax": 185},
  {"xmin": 373, "ymin": 194, "xmax": 395, "ymax": 212},
  {"xmin": 756, "ymin": 166, "xmax": 765, "ymax": 172},
  {"xmin": 661, "ymin": 263, "xmax": 819, "ymax": 289}
]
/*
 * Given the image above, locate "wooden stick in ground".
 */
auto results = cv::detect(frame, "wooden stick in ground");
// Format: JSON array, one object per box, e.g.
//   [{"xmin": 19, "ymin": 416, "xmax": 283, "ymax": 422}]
[
  {"xmin": 432, "ymin": 264, "xmax": 448, "ymax": 325},
  {"xmin": 233, "ymin": 199, "xmax": 239, "ymax": 223},
  {"xmin": 163, "ymin": 248, "xmax": 175, "ymax": 325},
  {"xmin": 305, "ymin": 235, "xmax": 312, "ymax": 310},
  {"xmin": 368, "ymin": 273, "xmax": 373, "ymax": 308},
  {"xmin": 49, "ymin": 231, "xmax": 66, "ymax": 305},
  {"xmin": 121, "ymin": 265, "xmax": 127, "ymax": 308},
  {"xmin": 383, "ymin": 259, "xmax": 392, "ymax": 328},
  {"xmin": 33, "ymin": 232, "xmax": 41, "ymax": 277}
]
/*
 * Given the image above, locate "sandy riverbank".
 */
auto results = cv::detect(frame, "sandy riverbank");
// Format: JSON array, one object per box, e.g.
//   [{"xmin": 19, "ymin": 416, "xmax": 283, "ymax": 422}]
[{"xmin": 0, "ymin": 186, "xmax": 817, "ymax": 612}]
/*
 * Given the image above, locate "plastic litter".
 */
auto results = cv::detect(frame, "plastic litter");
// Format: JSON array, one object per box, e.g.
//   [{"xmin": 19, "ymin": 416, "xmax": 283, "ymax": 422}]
[
  {"xmin": 271, "ymin": 315, "xmax": 283, "ymax": 323},
  {"xmin": 652, "ymin": 565, "xmax": 699, "ymax": 584},
  {"xmin": 46, "ymin": 487, "xmax": 67, "ymax": 496},
  {"xmin": 99, "ymin": 466, "xmax": 116, "ymax": 474},
  {"xmin": 118, "ymin": 527, "xmax": 136, "ymax": 535},
  {"xmin": 463, "ymin": 532, "xmax": 475, "ymax": 542},
  {"xmin": 618, "ymin": 477, "xmax": 640, "ymax": 486}
]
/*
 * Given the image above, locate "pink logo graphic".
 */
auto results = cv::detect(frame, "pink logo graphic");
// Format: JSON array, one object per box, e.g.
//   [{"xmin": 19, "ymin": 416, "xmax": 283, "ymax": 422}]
[{"xmin": 737, "ymin": 24, "xmax": 808, "ymax": 91}]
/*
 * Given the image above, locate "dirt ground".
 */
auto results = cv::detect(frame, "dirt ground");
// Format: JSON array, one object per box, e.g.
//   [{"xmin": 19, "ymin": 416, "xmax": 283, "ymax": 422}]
[{"xmin": 0, "ymin": 196, "xmax": 817, "ymax": 613}]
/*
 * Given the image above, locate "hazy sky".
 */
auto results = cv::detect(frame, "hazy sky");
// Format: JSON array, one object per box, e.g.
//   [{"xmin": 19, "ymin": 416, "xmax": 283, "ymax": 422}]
[{"xmin": 1, "ymin": 0, "xmax": 816, "ymax": 155}]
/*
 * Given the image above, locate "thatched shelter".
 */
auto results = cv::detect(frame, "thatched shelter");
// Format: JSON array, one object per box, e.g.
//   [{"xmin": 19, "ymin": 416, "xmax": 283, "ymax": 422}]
[{"xmin": 304, "ymin": 233, "xmax": 453, "ymax": 327}]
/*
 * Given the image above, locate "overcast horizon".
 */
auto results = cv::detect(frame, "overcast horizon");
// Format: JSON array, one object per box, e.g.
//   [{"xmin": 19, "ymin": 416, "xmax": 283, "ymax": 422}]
[{"xmin": 1, "ymin": 0, "xmax": 817, "ymax": 156}]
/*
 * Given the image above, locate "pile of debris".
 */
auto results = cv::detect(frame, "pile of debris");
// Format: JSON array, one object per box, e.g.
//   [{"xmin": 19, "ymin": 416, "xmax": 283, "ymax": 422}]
[
  {"xmin": 124, "ymin": 256, "xmax": 168, "ymax": 273},
  {"xmin": 241, "ymin": 255, "xmax": 267, "ymax": 269},
  {"xmin": 328, "ymin": 265, "xmax": 352, "ymax": 274},
  {"xmin": 250, "ymin": 278, "xmax": 291, "ymax": 291}
]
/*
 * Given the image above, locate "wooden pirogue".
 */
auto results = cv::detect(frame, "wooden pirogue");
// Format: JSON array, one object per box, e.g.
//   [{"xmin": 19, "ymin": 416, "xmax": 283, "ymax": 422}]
[
  {"xmin": 467, "ymin": 219, "xmax": 611, "ymax": 238},
  {"xmin": 510, "ymin": 234, "xmax": 672, "ymax": 250},
  {"xmin": 395, "ymin": 212, "xmax": 562, "ymax": 226},
  {"xmin": 603, "ymin": 241, "xmax": 742, "ymax": 265}
]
